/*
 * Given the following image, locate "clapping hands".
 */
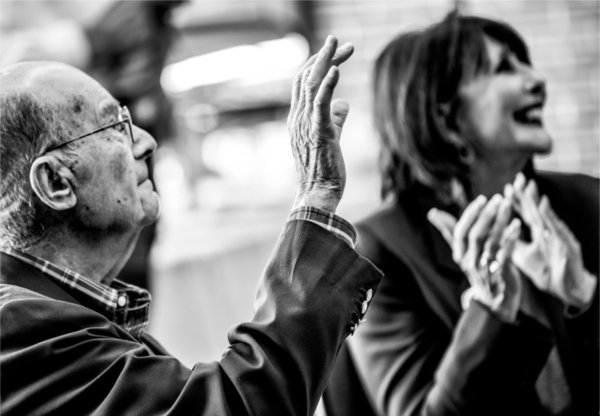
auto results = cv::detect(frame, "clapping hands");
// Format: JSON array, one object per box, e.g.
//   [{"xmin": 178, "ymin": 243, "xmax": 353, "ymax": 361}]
[
  {"xmin": 428, "ymin": 172, "xmax": 596, "ymax": 322},
  {"xmin": 428, "ymin": 195, "xmax": 523, "ymax": 322},
  {"xmin": 506, "ymin": 173, "xmax": 596, "ymax": 310}
]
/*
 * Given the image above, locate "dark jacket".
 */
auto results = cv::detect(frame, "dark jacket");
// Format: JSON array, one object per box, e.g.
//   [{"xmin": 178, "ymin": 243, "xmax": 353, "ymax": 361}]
[
  {"xmin": 326, "ymin": 171, "xmax": 598, "ymax": 416},
  {"xmin": 0, "ymin": 220, "xmax": 382, "ymax": 416}
]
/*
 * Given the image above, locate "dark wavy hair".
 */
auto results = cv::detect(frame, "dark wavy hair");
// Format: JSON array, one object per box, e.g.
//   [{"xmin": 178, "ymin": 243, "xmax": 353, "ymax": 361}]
[{"xmin": 373, "ymin": 12, "xmax": 531, "ymax": 202}]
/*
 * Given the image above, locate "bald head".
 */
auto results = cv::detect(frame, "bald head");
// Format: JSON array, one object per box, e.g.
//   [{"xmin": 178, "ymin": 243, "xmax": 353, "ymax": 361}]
[
  {"xmin": 1, "ymin": 62, "xmax": 113, "ymax": 122},
  {"xmin": 2, "ymin": 61, "xmax": 97, "ymax": 90},
  {"xmin": 0, "ymin": 61, "xmax": 118, "ymax": 249}
]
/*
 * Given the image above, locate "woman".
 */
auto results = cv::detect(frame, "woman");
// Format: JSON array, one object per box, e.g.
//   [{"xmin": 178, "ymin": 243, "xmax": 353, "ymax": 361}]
[{"xmin": 348, "ymin": 13, "xmax": 598, "ymax": 416}]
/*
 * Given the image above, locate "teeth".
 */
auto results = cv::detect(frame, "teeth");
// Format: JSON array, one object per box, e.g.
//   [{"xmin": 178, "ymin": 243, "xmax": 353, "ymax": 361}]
[
  {"xmin": 525, "ymin": 107, "xmax": 542, "ymax": 121},
  {"xmin": 515, "ymin": 106, "xmax": 543, "ymax": 124}
]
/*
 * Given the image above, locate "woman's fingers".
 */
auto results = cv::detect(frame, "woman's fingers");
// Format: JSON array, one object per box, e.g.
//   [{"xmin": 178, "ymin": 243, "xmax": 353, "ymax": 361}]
[
  {"xmin": 539, "ymin": 195, "xmax": 581, "ymax": 255},
  {"xmin": 498, "ymin": 217, "xmax": 522, "ymax": 261},
  {"xmin": 482, "ymin": 197, "xmax": 512, "ymax": 258},
  {"xmin": 427, "ymin": 208, "xmax": 457, "ymax": 246},
  {"xmin": 453, "ymin": 195, "xmax": 488, "ymax": 262},
  {"xmin": 461, "ymin": 194, "xmax": 503, "ymax": 268},
  {"xmin": 514, "ymin": 179, "xmax": 546, "ymax": 239}
]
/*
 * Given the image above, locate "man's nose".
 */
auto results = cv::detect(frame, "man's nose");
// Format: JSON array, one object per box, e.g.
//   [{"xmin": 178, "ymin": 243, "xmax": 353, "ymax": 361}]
[{"xmin": 132, "ymin": 125, "xmax": 157, "ymax": 160}]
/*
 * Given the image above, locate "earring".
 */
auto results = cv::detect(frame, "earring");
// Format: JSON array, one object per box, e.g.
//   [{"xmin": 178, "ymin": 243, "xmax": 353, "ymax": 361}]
[{"xmin": 458, "ymin": 144, "xmax": 475, "ymax": 166}]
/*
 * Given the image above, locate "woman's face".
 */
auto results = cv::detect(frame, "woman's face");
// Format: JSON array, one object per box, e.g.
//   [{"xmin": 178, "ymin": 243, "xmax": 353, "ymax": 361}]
[{"xmin": 453, "ymin": 35, "xmax": 552, "ymax": 164}]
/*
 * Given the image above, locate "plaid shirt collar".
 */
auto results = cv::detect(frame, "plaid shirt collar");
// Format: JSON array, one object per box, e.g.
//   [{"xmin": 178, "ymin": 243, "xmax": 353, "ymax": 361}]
[{"xmin": 1, "ymin": 248, "xmax": 151, "ymax": 339}]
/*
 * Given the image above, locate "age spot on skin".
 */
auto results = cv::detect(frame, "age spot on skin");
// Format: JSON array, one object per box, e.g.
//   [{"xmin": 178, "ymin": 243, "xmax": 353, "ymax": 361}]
[{"xmin": 73, "ymin": 101, "xmax": 82, "ymax": 114}]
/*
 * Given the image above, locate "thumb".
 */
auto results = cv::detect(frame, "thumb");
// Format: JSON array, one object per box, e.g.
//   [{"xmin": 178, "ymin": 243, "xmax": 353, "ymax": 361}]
[
  {"xmin": 427, "ymin": 208, "xmax": 456, "ymax": 246},
  {"xmin": 331, "ymin": 98, "xmax": 349, "ymax": 138}
]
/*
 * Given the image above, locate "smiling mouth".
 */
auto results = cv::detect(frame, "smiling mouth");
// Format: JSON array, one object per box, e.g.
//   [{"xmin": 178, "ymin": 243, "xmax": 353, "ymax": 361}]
[{"xmin": 514, "ymin": 104, "xmax": 544, "ymax": 126}]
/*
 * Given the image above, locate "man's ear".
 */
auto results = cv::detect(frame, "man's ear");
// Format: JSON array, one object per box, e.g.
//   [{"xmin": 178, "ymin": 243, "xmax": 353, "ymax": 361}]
[{"xmin": 30, "ymin": 156, "xmax": 77, "ymax": 211}]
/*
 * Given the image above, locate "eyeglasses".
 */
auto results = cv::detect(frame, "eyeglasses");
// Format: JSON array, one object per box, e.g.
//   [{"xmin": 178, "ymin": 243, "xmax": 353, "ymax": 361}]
[{"xmin": 42, "ymin": 106, "xmax": 133, "ymax": 154}]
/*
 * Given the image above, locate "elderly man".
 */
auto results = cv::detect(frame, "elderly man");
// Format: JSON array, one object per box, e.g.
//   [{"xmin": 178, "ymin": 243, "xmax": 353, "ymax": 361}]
[{"xmin": 0, "ymin": 37, "xmax": 381, "ymax": 415}]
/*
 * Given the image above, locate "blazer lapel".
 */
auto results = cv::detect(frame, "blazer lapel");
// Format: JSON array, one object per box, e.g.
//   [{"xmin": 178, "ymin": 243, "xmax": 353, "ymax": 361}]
[{"xmin": 362, "ymin": 199, "xmax": 467, "ymax": 329}]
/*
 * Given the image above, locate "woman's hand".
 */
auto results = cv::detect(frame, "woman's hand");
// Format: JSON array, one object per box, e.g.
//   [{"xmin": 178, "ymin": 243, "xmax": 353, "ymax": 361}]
[
  {"xmin": 428, "ymin": 194, "xmax": 523, "ymax": 323},
  {"xmin": 507, "ymin": 173, "xmax": 597, "ymax": 310}
]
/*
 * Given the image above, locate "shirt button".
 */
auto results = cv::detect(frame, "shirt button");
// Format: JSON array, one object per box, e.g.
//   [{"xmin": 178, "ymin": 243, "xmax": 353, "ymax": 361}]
[
  {"xmin": 365, "ymin": 289, "xmax": 373, "ymax": 302},
  {"xmin": 361, "ymin": 300, "xmax": 369, "ymax": 314},
  {"xmin": 117, "ymin": 295, "xmax": 128, "ymax": 307}
]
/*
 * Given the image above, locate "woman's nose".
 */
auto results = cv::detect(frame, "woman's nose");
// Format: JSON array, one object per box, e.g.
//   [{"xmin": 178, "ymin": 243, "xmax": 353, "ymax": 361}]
[{"xmin": 522, "ymin": 65, "xmax": 546, "ymax": 97}]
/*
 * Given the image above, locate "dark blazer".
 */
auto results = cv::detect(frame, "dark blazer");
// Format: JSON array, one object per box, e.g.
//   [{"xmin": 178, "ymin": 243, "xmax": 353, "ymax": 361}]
[
  {"xmin": 0, "ymin": 220, "xmax": 382, "ymax": 416},
  {"xmin": 326, "ymin": 171, "xmax": 598, "ymax": 416}
]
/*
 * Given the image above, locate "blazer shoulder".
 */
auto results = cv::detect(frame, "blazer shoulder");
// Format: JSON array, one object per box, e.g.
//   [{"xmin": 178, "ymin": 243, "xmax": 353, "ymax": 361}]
[
  {"xmin": 0, "ymin": 283, "xmax": 100, "ymax": 323},
  {"xmin": 0, "ymin": 283, "xmax": 49, "ymax": 306},
  {"xmin": 355, "ymin": 201, "xmax": 425, "ymax": 268},
  {"xmin": 537, "ymin": 171, "xmax": 599, "ymax": 201}
]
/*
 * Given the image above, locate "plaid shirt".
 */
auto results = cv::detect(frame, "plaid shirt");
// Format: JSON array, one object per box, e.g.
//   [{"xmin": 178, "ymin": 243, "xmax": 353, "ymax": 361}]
[
  {"xmin": 1, "ymin": 207, "xmax": 356, "ymax": 338},
  {"xmin": 2, "ymin": 247, "xmax": 151, "ymax": 338}
]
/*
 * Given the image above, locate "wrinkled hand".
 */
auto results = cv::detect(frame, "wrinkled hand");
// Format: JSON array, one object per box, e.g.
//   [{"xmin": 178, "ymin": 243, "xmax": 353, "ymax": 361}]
[
  {"xmin": 506, "ymin": 173, "xmax": 597, "ymax": 309},
  {"xmin": 428, "ymin": 195, "xmax": 523, "ymax": 323},
  {"xmin": 288, "ymin": 35, "xmax": 354, "ymax": 212}
]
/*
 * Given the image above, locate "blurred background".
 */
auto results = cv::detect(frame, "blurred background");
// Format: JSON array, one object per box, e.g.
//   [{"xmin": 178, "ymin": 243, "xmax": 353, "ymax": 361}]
[{"xmin": 1, "ymin": 0, "xmax": 598, "ymax": 366}]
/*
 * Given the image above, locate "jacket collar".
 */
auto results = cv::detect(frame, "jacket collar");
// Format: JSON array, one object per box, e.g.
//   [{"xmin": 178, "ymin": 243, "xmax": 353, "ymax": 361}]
[{"xmin": 0, "ymin": 251, "xmax": 81, "ymax": 306}]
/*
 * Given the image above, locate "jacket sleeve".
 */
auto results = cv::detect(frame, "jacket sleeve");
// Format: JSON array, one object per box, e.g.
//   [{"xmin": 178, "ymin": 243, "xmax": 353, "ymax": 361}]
[
  {"xmin": 0, "ymin": 220, "xmax": 382, "ymax": 416},
  {"xmin": 349, "ymin": 227, "xmax": 554, "ymax": 416}
]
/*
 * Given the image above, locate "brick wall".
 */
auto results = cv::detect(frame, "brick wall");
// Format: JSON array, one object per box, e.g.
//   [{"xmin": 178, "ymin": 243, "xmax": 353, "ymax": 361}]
[{"xmin": 310, "ymin": 0, "xmax": 599, "ymax": 183}]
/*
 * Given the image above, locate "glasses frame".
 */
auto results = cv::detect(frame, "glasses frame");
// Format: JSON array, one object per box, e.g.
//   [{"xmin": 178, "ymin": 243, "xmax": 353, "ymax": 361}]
[{"xmin": 42, "ymin": 106, "xmax": 133, "ymax": 155}]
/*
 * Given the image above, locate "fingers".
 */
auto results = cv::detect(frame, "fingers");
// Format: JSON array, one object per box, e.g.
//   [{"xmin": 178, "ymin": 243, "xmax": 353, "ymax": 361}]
[
  {"xmin": 331, "ymin": 42, "xmax": 354, "ymax": 66},
  {"xmin": 306, "ymin": 35, "xmax": 338, "ymax": 92},
  {"xmin": 455, "ymin": 194, "xmax": 503, "ymax": 264},
  {"xmin": 509, "ymin": 172, "xmax": 525, "ymax": 216},
  {"xmin": 482, "ymin": 197, "xmax": 512, "ymax": 257},
  {"xmin": 462, "ymin": 195, "xmax": 503, "ymax": 289},
  {"xmin": 314, "ymin": 66, "xmax": 340, "ymax": 128},
  {"xmin": 537, "ymin": 195, "xmax": 558, "ymax": 236},
  {"xmin": 330, "ymin": 98, "xmax": 350, "ymax": 137},
  {"xmin": 290, "ymin": 36, "xmax": 354, "ymax": 125},
  {"xmin": 511, "ymin": 173, "xmax": 544, "ymax": 233},
  {"xmin": 453, "ymin": 195, "xmax": 487, "ymax": 261},
  {"xmin": 539, "ymin": 195, "xmax": 580, "ymax": 253},
  {"xmin": 513, "ymin": 172, "xmax": 526, "ymax": 194},
  {"xmin": 427, "ymin": 208, "xmax": 457, "ymax": 246},
  {"xmin": 512, "ymin": 176, "xmax": 577, "ymax": 256},
  {"xmin": 497, "ymin": 218, "xmax": 522, "ymax": 263}
]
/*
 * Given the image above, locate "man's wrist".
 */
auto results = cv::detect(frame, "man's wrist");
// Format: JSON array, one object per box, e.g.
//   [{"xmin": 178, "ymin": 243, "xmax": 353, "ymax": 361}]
[
  {"xmin": 292, "ymin": 188, "xmax": 341, "ymax": 213},
  {"xmin": 288, "ymin": 206, "xmax": 356, "ymax": 248}
]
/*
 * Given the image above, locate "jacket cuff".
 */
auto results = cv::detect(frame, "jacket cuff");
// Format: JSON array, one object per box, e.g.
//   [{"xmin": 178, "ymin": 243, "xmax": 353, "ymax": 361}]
[{"xmin": 289, "ymin": 206, "xmax": 357, "ymax": 248}]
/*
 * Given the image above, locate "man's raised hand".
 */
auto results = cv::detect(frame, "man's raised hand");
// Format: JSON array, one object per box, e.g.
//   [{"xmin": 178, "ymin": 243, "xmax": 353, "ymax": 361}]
[{"xmin": 288, "ymin": 35, "xmax": 354, "ymax": 212}]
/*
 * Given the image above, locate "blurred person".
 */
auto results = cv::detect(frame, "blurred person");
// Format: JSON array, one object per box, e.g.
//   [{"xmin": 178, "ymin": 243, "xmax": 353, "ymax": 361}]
[
  {"xmin": 1, "ymin": 0, "xmax": 185, "ymax": 290},
  {"xmin": 328, "ymin": 13, "xmax": 598, "ymax": 416},
  {"xmin": 0, "ymin": 37, "xmax": 382, "ymax": 415}
]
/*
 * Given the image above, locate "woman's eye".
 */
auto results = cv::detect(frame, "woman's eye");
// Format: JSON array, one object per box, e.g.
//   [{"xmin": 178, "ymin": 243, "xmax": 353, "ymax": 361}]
[{"xmin": 495, "ymin": 57, "xmax": 512, "ymax": 73}]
